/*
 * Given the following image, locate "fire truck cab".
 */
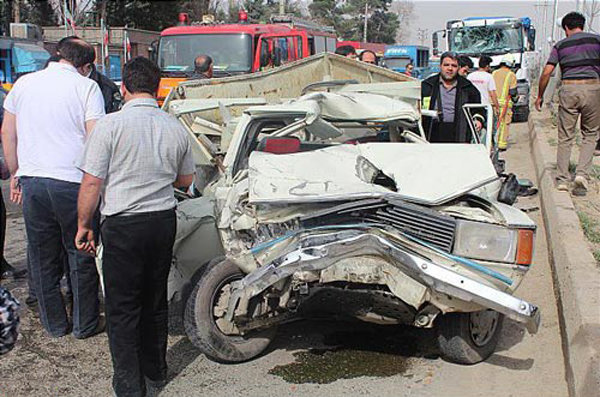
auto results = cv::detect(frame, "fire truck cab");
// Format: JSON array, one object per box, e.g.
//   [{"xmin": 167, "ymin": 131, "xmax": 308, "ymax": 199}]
[{"xmin": 156, "ymin": 13, "xmax": 336, "ymax": 103}]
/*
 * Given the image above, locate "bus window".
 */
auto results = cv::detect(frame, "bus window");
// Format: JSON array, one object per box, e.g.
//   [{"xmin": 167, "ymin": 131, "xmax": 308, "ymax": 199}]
[
  {"xmin": 297, "ymin": 37, "xmax": 303, "ymax": 59},
  {"xmin": 276, "ymin": 38, "xmax": 289, "ymax": 64},
  {"xmin": 326, "ymin": 37, "xmax": 337, "ymax": 52},
  {"xmin": 308, "ymin": 37, "xmax": 315, "ymax": 55},
  {"xmin": 259, "ymin": 38, "xmax": 271, "ymax": 68},
  {"xmin": 288, "ymin": 37, "xmax": 298, "ymax": 61},
  {"xmin": 315, "ymin": 36, "xmax": 326, "ymax": 53}
]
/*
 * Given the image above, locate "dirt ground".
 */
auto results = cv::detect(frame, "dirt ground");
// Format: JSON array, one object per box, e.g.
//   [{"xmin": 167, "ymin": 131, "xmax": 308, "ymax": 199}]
[
  {"xmin": 540, "ymin": 112, "xmax": 600, "ymax": 266},
  {"xmin": 0, "ymin": 122, "xmax": 569, "ymax": 397}
]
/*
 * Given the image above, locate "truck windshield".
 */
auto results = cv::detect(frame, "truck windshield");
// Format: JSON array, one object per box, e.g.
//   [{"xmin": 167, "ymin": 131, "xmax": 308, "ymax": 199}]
[
  {"xmin": 12, "ymin": 42, "xmax": 50, "ymax": 75},
  {"xmin": 384, "ymin": 57, "xmax": 411, "ymax": 69},
  {"xmin": 450, "ymin": 25, "xmax": 522, "ymax": 55},
  {"xmin": 158, "ymin": 34, "xmax": 253, "ymax": 74}
]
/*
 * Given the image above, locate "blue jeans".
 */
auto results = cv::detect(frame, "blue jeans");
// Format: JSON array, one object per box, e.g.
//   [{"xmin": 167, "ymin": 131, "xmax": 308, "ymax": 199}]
[{"xmin": 21, "ymin": 177, "xmax": 99, "ymax": 338}]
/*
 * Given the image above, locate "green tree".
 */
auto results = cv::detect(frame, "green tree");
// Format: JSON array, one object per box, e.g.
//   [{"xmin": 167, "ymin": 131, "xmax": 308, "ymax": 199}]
[
  {"xmin": 0, "ymin": 0, "xmax": 58, "ymax": 32},
  {"xmin": 310, "ymin": 0, "xmax": 410, "ymax": 44},
  {"xmin": 100, "ymin": 0, "xmax": 180, "ymax": 31},
  {"xmin": 309, "ymin": 0, "xmax": 341, "ymax": 31},
  {"xmin": 366, "ymin": 9, "xmax": 398, "ymax": 43},
  {"xmin": 0, "ymin": 0, "xmax": 13, "ymax": 34},
  {"xmin": 178, "ymin": 0, "xmax": 210, "ymax": 22},
  {"xmin": 241, "ymin": 0, "xmax": 301, "ymax": 24},
  {"xmin": 20, "ymin": 0, "xmax": 58, "ymax": 26},
  {"xmin": 242, "ymin": 0, "xmax": 275, "ymax": 24}
]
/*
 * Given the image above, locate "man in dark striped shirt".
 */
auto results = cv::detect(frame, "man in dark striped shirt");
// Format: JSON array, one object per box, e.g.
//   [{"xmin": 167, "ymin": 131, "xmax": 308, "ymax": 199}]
[{"xmin": 535, "ymin": 12, "xmax": 600, "ymax": 196}]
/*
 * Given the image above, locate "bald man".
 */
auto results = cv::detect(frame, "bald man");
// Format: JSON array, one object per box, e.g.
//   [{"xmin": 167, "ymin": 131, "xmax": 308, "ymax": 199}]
[{"xmin": 193, "ymin": 55, "xmax": 213, "ymax": 79}]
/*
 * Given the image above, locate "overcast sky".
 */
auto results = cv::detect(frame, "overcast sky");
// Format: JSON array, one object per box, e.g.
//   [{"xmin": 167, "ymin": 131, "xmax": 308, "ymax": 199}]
[{"xmin": 404, "ymin": 0, "xmax": 581, "ymax": 48}]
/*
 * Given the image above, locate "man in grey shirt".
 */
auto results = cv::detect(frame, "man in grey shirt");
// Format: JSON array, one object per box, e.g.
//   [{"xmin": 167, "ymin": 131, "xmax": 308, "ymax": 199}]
[
  {"xmin": 536, "ymin": 11, "xmax": 600, "ymax": 195},
  {"xmin": 76, "ymin": 57, "xmax": 195, "ymax": 397}
]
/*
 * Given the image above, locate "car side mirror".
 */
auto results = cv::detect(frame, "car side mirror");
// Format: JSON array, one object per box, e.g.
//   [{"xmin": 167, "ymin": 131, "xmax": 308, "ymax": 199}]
[
  {"xmin": 149, "ymin": 40, "xmax": 158, "ymax": 63},
  {"xmin": 432, "ymin": 30, "xmax": 444, "ymax": 56}
]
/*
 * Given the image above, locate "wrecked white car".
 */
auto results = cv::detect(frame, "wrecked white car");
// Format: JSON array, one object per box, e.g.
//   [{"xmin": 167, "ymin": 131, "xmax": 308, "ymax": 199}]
[{"xmin": 168, "ymin": 82, "xmax": 540, "ymax": 366}]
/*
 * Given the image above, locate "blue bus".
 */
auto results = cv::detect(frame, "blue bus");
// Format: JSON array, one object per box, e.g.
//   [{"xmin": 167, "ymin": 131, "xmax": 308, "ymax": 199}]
[{"xmin": 381, "ymin": 45, "xmax": 431, "ymax": 79}]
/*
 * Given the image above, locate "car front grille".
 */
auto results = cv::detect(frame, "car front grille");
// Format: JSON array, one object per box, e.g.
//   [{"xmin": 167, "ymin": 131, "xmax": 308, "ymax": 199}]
[{"xmin": 301, "ymin": 198, "xmax": 457, "ymax": 253}]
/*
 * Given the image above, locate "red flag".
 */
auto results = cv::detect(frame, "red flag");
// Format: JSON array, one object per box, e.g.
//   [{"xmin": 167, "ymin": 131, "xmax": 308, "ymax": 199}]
[
  {"xmin": 103, "ymin": 29, "xmax": 109, "ymax": 60},
  {"xmin": 64, "ymin": 5, "xmax": 77, "ymax": 33},
  {"xmin": 123, "ymin": 31, "xmax": 131, "ymax": 61}
]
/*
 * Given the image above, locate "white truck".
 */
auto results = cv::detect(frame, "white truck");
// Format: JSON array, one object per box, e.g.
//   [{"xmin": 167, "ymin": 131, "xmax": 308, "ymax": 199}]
[{"xmin": 433, "ymin": 17, "xmax": 538, "ymax": 122}]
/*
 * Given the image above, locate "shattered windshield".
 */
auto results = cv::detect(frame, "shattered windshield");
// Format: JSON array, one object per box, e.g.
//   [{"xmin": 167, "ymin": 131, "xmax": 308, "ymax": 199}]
[
  {"xmin": 158, "ymin": 34, "xmax": 253, "ymax": 75},
  {"xmin": 449, "ymin": 25, "xmax": 523, "ymax": 55}
]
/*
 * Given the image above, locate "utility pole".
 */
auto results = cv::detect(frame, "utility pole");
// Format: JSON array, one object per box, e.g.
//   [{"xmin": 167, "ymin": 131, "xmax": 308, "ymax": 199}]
[
  {"xmin": 279, "ymin": 0, "xmax": 285, "ymax": 16},
  {"xmin": 13, "ymin": 0, "xmax": 20, "ymax": 23},
  {"xmin": 417, "ymin": 28, "xmax": 429, "ymax": 45},
  {"xmin": 539, "ymin": 0, "xmax": 549, "ymax": 60},
  {"xmin": 551, "ymin": 0, "xmax": 560, "ymax": 44},
  {"xmin": 363, "ymin": 2, "xmax": 368, "ymax": 42}
]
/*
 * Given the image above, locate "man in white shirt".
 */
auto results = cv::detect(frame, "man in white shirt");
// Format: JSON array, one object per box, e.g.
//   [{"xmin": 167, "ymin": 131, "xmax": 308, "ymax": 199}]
[
  {"xmin": 1, "ymin": 37, "xmax": 105, "ymax": 338},
  {"xmin": 468, "ymin": 55, "xmax": 500, "ymax": 116}
]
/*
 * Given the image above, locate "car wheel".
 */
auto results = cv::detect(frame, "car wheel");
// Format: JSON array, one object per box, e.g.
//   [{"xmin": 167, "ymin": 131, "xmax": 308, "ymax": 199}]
[
  {"xmin": 436, "ymin": 310, "xmax": 503, "ymax": 365},
  {"xmin": 184, "ymin": 259, "xmax": 276, "ymax": 363}
]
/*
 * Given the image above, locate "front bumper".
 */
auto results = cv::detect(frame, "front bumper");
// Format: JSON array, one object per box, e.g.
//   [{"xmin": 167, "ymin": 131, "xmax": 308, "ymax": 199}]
[{"xmin": 227, "ymin": 228, "xmax": 540, "ymax": 334}]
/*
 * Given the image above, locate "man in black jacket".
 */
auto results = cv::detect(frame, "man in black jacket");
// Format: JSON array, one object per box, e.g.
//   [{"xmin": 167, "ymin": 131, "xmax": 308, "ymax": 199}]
[
  {"xmin": 89, "ymin": 65, "xmax": 122, "ymax": 114},
  {"xmin": 422, "ymin": 52, "xmax": 483, "ymax": 143}
]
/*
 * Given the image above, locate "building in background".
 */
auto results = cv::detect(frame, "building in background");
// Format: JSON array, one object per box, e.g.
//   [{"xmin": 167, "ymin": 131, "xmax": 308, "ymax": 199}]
[{"xmin": 42, "ymin": 26, "xmax": 159, "ymax": 80}]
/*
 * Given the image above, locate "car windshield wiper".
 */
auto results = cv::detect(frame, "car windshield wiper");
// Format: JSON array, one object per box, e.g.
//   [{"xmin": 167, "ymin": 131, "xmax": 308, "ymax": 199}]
[{"xmin": 161, "ymin": 70, "xmax": 193, "ymax": 78}]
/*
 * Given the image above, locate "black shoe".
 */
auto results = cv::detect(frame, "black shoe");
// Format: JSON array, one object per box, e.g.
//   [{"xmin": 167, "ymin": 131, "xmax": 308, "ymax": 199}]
[
  {"xmin": 0, "ymin": 261, "xmax": 27, "ymax": 279},
  {"xmin": 25, "ymin": 295, "xmax": 38, "ymax": 307},
  {"xmin": 145, "ymin": 376, "xmax": 168, "ymax": 396},
  {"xmin": 75, "ymin": 317, "xmax": 105, "ymax": 339}
]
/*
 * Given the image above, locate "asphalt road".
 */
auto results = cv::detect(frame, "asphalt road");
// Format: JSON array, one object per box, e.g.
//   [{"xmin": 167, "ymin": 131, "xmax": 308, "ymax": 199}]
[{"xmin": 0, "ymin": 121, "xmax": 569, "ymax": 396}]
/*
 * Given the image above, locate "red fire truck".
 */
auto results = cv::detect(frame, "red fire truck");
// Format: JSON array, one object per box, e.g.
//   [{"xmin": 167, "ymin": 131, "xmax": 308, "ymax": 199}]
[{"xmin": 156, "ymin": 12, "xmax": 337, "ymax": 102}]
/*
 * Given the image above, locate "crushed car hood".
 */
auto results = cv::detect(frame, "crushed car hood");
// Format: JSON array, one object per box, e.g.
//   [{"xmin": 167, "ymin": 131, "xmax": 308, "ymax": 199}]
[{"xmin": 248, "ymin": 143, "xmax": 499, "ymax": 206}]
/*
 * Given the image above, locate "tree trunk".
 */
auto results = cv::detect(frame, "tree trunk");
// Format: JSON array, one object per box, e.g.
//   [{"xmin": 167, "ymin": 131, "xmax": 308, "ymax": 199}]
[{"xmin": 13, "ymin": 0, "xmax": 20, "ymax": 23}]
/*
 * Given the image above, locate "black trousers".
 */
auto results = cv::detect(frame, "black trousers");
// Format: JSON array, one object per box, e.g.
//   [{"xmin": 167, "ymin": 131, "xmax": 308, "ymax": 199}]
[
  {"xmin": 101, "ymin": 209, "xmax": 176, "ymax": 397},
  {"xmin": 429, "ymin": 121, "xmax": 459, "ymax": 143},
  {"xmin": 21, "ymin": 177, "xmax": 100, "ymax": 337}
]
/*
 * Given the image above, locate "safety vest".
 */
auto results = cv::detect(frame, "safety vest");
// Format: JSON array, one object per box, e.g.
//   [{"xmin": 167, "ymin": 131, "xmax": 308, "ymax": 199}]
[
  {"xmin": 422, "ymin": 96, "xmax": 431, "ymax": 110},
  {"xmin": 494, "ymin": 69, "xmax": 514, "ymax": 109}
]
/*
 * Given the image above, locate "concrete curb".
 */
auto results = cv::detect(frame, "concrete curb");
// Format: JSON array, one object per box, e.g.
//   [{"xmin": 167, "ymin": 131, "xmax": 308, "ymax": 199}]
[{"xmin": 527, "ymin": 114, "xmax": 600, "ymax": 397}]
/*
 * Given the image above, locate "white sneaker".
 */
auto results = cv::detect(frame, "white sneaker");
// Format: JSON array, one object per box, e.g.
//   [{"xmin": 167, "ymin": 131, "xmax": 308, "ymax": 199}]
[{"xmin": 556, "ymin": 181, "xmax": 569, "ymax": 192}]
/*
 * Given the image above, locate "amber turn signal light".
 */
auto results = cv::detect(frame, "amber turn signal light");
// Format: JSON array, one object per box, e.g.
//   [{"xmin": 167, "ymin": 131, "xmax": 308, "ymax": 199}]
[{"xmin": 516, "ymin": 229, "xmax": 534, "ymax": 265}]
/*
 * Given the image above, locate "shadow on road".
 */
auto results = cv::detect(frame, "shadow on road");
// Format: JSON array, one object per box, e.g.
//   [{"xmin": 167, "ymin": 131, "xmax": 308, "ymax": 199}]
[
  {"xmin": 165, "ymin": 314, "xmax": 533, "ymax": 385},
  {"xmin": 166, "ymin": 337, "xmax": 201, "ymax": 382}
]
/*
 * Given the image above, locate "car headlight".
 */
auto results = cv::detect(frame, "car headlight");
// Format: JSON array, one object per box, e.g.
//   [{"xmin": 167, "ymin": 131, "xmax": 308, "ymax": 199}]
[{"xmin": 454, "ymin": 220, "xmax": 518, "ymax": 263}]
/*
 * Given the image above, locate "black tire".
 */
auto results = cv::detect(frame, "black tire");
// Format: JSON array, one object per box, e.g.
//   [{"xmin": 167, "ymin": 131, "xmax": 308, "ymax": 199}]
[
  {"xmin": 436, "ymin": 310, "xmax": 503, "ymax": 365},
  {"xmin": 184, "ymin": 259, "xmax": 276, "ymax": 363}
]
